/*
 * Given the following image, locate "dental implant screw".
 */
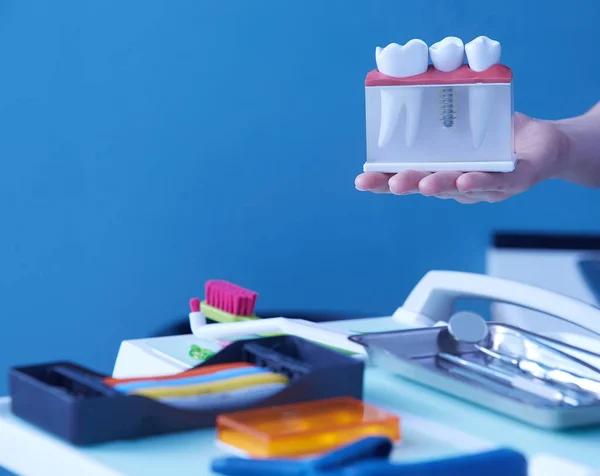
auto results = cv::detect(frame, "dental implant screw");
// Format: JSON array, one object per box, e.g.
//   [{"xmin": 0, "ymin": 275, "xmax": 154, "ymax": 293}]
[{"xmin": 439, "ymin": 87, "xmax": 457, "ymax": 129}]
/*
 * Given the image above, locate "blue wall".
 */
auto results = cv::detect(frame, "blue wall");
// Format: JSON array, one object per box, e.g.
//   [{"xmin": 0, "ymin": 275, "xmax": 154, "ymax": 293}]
[{"xmin": 0, "ymin": 0, "xmax": 599, "ymax": 394}]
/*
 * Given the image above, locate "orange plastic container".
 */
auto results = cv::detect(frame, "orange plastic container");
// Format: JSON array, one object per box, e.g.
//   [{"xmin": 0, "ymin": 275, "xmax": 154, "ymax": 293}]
[{"xmin": 216, "ymin": 397, "xmax": 401, "ymax": 458}]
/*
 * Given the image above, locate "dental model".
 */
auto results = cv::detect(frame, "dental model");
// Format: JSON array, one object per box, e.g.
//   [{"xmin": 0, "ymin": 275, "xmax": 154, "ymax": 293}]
[
  {"xmin": 364, "ymin": 36, "xmax": 515, "ymax": 173},
  {"xmin": 376, "ymin": 39, "xmax": 429, "ymax": 148}
]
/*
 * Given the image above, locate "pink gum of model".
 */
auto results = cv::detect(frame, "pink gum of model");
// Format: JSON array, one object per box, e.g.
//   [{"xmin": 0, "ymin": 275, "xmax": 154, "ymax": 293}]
[{"xmin": 366, "ymin": 64, "xmax": 512, "ymax": 87}]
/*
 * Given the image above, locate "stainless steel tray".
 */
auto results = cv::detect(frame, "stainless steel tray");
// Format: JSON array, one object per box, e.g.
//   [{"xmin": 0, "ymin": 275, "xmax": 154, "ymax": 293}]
[{"xmin": 349, "ymin": 323, "xmax": 600, "ymax": 430}]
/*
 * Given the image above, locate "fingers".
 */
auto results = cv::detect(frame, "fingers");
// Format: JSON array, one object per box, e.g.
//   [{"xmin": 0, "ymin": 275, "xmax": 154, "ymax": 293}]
[
  {"xmin": 355, "ymin": 171, "xmax": 435, "ymax": 195},
  {"xmin": 355, "ymin": 171, "xmax": 512, "ymax": 203},
  {"xmin": 388, "ymin": 171, "xmax": 431, "ymax": 194},
  {"xmin": 355, "ymin": 172, "xmax": 394, "ymax": 193},
  {"xmin": 456, "ymin": 159, "xmax": 536, "ymax": 194},
  {"xmin": 417, "ymin": 172, "xmax": 463, "ymax": 195},
  {"xmin": 456, "ymin": 172, "xmax": 504, "ymax": 192}
]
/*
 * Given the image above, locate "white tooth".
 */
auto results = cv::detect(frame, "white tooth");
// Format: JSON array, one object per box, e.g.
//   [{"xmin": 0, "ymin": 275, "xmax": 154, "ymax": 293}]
[
  {"xmin": 429, "ymin": 37, "xmax": 464, "ymax": 72},
  {"xmin": 375, "ymin": 39, "xmax": 428, "ymax": 148},
  {"xmin": 465, "ymin": 36, "xmax": 501, "ymax": 72},
  {"xmin": 465, "ymin": 36, "xmax": 502, "ymax": 148},
  {"xmin": 376, "ymin": 40, "xmax": 429, "ymax": 77}
]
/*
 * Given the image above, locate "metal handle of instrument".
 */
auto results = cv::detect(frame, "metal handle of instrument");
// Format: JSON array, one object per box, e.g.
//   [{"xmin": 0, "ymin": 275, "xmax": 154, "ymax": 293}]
[{"xmin": 437, "ymin": 353, "xmax": 581, "ymax": 406}]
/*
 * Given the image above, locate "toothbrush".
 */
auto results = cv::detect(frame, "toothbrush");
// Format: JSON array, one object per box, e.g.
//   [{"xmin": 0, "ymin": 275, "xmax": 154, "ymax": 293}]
[
  {"xmin": 189, "ymin": 297, "xmax": 206, "ymax": 327},
  {"xmin": 190, "ymin": 280, "xmax": 367, "ymax": 355},
  {"xmin": 201, "ymin": 280, "xmax": 259, "ymax": 323}
]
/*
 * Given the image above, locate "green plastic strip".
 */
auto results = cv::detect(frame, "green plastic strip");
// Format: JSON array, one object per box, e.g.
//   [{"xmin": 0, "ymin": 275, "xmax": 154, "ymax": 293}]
[{"xmin": 200, "ymin": 302, "xmax": 259, "ymax": 323}]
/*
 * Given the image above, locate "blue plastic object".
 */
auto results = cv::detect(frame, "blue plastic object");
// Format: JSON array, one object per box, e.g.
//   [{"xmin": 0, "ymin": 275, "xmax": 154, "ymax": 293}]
[
  {"xmin": 9, "ymin": 336, "xmax": 363, "ymax": 445},
  {"xmin": 211, "ymin": 436, "xmax": 528, "ymax": 476},
  {"xmin": 579, "ymin": 259, "xmax": 600, "ymax": 305}
]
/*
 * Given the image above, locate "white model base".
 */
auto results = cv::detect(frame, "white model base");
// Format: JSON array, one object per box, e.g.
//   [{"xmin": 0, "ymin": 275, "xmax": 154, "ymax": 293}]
[
  {"xmin": 363, "ymin": 157, "xmax": 517, "ymax": 173},
  {"xmin": 365, "ymin": 83, "xmax": 515, "ymax": 173}
]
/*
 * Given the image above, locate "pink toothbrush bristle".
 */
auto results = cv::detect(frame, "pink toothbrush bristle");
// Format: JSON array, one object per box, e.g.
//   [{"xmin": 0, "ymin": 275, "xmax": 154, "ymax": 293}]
[
  {"xmin": 189, "ymin": 297, "xmax": 201, "ymax": 313},
  {"xmin": 205, "ymin": 281, "xmax": 212, "ymax": 304},
  {"xmin": 237, "ymin": 296, "xmax": 244, "ymax": 316},
  {"xmin": 234, "ymin": 295, "xmax": 243, "ymax": 315},
  {"xmin": 204, "ymin": 280, "xmax": 258, "ymax": 316}
]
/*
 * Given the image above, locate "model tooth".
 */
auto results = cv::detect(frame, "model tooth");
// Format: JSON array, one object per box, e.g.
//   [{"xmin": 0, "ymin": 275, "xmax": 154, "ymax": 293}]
[
  {"xmin": 375, "ymin": 39, "xmax": 428, "ymax": 148},
  {"xmin": 465, "ymin": 36, "xmax": 501, "ymax": 72},
  {"xmin": 430, "ymin": 37, "xmax": 465, "ymax": 129},
  {"xmin": 465, "ymin": 36, "xmax": 502, "ymax": 148},
  {"xmin": 376, "ymin": 40, "xmax": 429, "ymax": 77},
  {"xmin": 429, "ymin": 37, "xmax": 465, "ymax": 72}
]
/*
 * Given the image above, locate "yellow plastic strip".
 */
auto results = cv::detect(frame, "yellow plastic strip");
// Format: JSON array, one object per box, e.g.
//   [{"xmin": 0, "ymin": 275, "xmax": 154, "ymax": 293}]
[{"xmin": 132, "ymin": 372, "xmax": 289, "ymax": 398}]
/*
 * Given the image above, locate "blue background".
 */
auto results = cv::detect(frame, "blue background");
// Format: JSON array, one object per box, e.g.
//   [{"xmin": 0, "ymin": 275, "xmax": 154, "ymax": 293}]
[{"xmin": 0, "ymin": 0, "xmax": 599, "ymax": 397}]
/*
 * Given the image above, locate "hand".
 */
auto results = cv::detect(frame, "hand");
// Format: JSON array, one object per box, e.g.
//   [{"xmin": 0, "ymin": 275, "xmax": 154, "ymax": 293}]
[{"xmin": 354, "ymin": 112, "xmax": 570, "ymax": 204}]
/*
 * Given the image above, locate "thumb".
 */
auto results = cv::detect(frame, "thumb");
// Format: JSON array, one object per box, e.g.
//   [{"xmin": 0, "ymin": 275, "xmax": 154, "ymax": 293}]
[{"xmin": 514, "ymin": 112, "xmax": 534, "ymax": 132}]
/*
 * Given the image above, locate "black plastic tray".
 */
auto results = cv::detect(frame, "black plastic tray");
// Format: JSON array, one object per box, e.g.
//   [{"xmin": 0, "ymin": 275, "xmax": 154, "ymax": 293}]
[{"xmin": 9, "ymin": 335, "xmax": 364, "ymax": 445}]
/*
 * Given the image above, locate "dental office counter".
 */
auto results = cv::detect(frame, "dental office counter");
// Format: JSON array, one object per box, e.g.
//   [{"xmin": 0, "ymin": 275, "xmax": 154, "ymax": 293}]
[{"xmin": 1, "ymin": 317, "xmax": 600, "ymax": 476}]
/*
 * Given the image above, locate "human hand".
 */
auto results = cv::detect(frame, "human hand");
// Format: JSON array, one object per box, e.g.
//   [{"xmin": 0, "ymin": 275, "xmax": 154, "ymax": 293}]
[{"xmin": 355, "ymin": 112, "xmax": 570, "ymax": 204}]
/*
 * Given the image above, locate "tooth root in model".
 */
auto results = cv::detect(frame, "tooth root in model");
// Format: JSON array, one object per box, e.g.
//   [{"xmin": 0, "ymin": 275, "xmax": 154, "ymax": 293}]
[
  {"xmin": 465, "ymin": 36, "xmax": 501, "ymax": 148},
  {"xmin": 375, "ymin": 39, "xmax": 429, "ymax": 148},
  {"xmin": 378, "ymin": 88, "xmax": 424, "ymax": 148},
  {"xmin": 468, "ymin": 86, "xmax": 496, "ymax": 148}
]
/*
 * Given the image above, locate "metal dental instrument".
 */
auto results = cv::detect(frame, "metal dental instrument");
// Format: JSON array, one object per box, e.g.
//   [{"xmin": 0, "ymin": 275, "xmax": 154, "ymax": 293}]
[
  {"xmin": 437, "ymin": 352, "xmax": 580, "ymax": 406},
  {"xmin": 477, "ymin": 346, "xmax": 600, "ymax": 398},
  {"xmin": 447, "ymin": 311, "xmax": 600, "ymax": 398}
]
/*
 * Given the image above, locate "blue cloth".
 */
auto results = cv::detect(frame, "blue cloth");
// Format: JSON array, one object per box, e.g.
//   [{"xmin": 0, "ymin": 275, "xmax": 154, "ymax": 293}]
[{"xmin": 211, "ymin": 437, "xmax": 528, "ymax": 476}]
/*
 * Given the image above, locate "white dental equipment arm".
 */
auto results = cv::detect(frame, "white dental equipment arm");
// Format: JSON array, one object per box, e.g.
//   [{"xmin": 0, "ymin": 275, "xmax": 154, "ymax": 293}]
[
  {"xmin": 190, "ymin": 271, "xmax": 600, "ymax": 353},
  {"xmin": 392, "ymin": 271, "xmax": 600, "ymax": 337},
  {"xmin": 189, "ymin": 314, "xmax": 367, "ymax": 355}
]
